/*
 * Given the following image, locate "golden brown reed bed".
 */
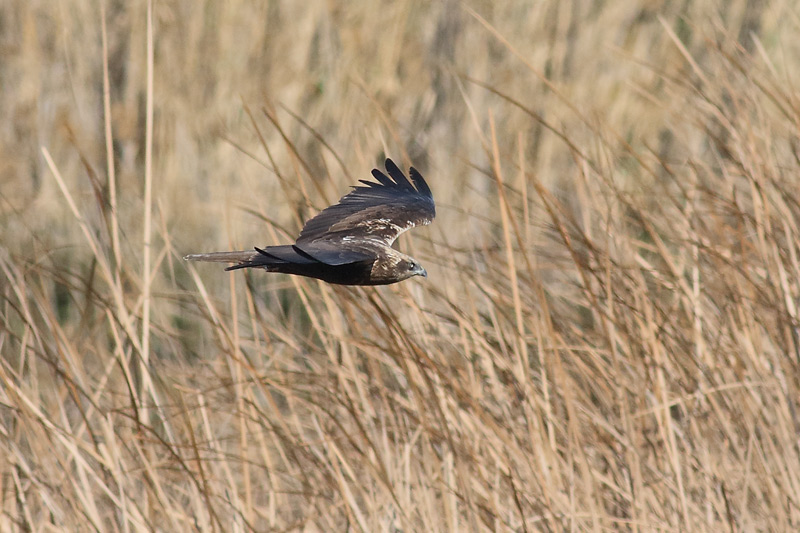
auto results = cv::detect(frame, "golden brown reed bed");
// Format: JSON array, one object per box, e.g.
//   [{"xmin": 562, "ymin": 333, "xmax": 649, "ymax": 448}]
[{"xmin": 2, "ymin": 1, "xmax": 800, "ymax": 531}]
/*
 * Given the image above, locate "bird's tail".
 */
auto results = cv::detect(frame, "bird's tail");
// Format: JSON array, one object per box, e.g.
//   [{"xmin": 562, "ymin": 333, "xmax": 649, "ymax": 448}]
[
  {"xmin": 184, "ymin": 246, "xmax": 315, "ymax": 271},
  {"xmin": 184, "ymin": 250, "xmax": 261, "ymax": 270}
]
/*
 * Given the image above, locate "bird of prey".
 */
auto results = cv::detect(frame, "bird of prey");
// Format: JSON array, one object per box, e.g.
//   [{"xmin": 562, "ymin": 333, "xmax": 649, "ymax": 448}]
[{"xmin": 184, "ymin": 159, "xmax": 435, "ymax": 285}]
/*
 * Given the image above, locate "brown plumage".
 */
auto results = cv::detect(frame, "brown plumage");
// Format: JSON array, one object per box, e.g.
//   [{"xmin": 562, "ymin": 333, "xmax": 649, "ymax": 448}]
[{"xmin": 184, "ymin": 159, "xmax": 435, "ymax": 285}]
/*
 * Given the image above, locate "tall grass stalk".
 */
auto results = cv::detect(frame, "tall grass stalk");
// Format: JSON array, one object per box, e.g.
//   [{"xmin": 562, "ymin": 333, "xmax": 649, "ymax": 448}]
[{"xmin": 3, "ymin": 1, "xmax": 800, "ymax": 531}]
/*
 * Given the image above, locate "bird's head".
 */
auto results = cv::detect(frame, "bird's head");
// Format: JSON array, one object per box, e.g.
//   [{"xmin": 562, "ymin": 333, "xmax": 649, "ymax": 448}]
[
  {"xmin": 370, "ymin": 249, "xmax": 428, "ymax": 284},
  {"xmin": 404, "ymin": 258, "xmax": 427, "ymax": 279}
]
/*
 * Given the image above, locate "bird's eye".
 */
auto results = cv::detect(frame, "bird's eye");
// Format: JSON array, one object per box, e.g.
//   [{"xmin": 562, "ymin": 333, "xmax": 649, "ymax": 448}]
[{"xmin": 408, "ymin": 262, "xmax": 416, "ymax": 271}]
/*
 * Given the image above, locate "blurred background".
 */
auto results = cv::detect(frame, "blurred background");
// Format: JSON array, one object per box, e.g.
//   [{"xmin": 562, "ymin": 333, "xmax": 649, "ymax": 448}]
[{"xmin": 2, "ymin": 0, "xmax": 800, "ymax": 530}]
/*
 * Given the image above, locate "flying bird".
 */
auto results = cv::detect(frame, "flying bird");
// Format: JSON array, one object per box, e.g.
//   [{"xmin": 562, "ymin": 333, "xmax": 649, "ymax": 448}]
[{"xmin": 184, "ymin": 159, "xmax": 435, "ymax": 285}]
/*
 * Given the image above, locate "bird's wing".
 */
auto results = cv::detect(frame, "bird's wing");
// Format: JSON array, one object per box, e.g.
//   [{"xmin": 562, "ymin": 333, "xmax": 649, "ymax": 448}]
[
  {"xmin": 290, "ymin": 242, "xmax": 374, "ymax": 266},
  {"xmin": 295, "ymin": 158, "xmax": 435, "ymax": 247}
]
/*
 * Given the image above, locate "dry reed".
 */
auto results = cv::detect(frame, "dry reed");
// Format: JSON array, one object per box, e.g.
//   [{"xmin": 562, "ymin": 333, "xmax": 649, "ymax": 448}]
[{"xmin": 1, "ymin": 1, "xmax": 799, "ymax": 531}]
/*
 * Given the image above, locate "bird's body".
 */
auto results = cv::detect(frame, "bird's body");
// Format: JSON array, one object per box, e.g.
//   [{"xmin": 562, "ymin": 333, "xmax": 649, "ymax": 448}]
[{"xmin": 184, "ymin": 159, "xmax": 435, "ymax": 285}]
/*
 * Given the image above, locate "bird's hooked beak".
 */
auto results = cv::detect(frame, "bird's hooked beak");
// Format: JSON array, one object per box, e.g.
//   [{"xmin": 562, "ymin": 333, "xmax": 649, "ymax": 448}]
[{"xmin": 416, "ymin": 265, "xmax": 427, "ymax": 278}]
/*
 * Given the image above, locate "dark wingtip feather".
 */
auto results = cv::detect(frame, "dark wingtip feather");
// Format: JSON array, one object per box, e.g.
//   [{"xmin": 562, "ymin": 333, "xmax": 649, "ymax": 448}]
[
  {"xmin": 369, "ymin": 170, "xmax": 394, "ymax": 187},
  {"xmin": 291, "ymin": 245, "xmax": 322, "ymax": 262},
  {"xmin": 254, "ymin": 246, "xmax": 282, "ymax": 261},
  {"xmin": 409, "ymin": 167, "xmax": 432, "ymax": 198},
  {"xmin": 384, "ymin": 159, "xmax": 414, "ymax": 190}
]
